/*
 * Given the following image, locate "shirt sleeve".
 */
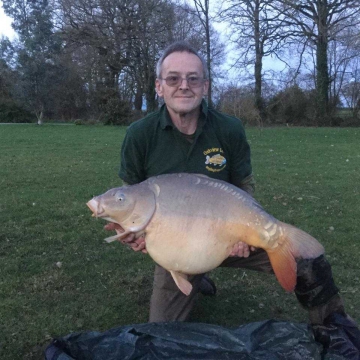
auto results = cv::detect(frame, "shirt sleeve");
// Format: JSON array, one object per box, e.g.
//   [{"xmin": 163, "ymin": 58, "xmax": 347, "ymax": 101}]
[
  {"xmin": 228, "ymin": 123, "xmax": 254, "ymax": 191},
  {"xmin": 234, "ymin": 174, "xmax": 256, "ymax": 196},
  {"xmin": 118, "ymin": 126, "xmax": 146, "ymax": 185}
]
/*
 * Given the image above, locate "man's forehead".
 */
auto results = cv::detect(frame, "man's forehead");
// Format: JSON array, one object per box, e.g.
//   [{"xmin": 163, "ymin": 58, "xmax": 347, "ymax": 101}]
[{"xmin": 162, "ymin": 51, "xmax": 203, "ymax": 73}]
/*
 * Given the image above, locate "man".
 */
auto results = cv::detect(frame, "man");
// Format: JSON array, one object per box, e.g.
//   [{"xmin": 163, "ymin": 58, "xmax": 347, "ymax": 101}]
[{"xmin": 109, "ymin": 41, "xmax": 360, "ymax": 356}]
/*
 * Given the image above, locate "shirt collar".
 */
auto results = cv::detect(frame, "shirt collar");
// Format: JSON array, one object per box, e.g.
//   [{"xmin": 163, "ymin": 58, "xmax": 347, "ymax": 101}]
[{"xmin": 159, "ymin": 99, "xmax": 208, "ymax": 130}]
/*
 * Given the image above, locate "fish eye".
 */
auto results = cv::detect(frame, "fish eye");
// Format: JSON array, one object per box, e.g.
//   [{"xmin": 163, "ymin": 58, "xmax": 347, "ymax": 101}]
[{"xmin": 115, "ymin": 191, "xmax": 125, "ymax": 202}]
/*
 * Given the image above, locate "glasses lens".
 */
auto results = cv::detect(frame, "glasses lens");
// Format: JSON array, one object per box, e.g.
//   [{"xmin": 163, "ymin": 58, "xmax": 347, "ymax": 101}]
[
  {"xmin": 188, "ymin": 76, "xmax": 201, "ymax": 87},
  {"xmin": 166, "ymin": 76, "xmax": 180, "ymax": 86},
  {"xmin": 163, "ymin": 76, "xmax": 204, "ymax": 87}
]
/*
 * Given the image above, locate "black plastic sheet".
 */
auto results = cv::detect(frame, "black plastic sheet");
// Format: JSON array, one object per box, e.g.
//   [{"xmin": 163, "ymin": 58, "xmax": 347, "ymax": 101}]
[{"xmin": 45, "ymin": 319, "xmax": 353, "ymax": 360}]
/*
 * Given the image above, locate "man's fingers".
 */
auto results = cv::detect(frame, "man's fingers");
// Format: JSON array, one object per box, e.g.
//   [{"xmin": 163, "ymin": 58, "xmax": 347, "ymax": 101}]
[
  {"xmin": 103, "ymin": 222, "xmax": 146, "ymax": 253},
  {"xmin": 229, "ymin": 242, "xmax": 255, "ymax": 258},
  {"xmin": 104, "ymin": 222, "xmax": 123, "ymax": 231},
  {"xmin": 121, "ymin": 233, "xmax": 136, "ymax": 243},
  {"xmin": 130, "ymin": 242, "xmax": 145, "ymax": 251},
  {"xmin": 129, "ymin": 238, "xmax": 146, "ymax": 252},
  {"xmin": 242, "ymin": 244, "xmax": 250, "ymax": 258},
  {"xmin": 229, "ymin": 243, "xmax": 239, "ymax": 256}
]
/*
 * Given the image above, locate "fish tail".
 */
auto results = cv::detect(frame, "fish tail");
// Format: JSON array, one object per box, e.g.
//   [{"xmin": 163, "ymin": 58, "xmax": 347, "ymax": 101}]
[{"xmin": 267, "ymin": 222, "xmax": 325, "ymax": 292}]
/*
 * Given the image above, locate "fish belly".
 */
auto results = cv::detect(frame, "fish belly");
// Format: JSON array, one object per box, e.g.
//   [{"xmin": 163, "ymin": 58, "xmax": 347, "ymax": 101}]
[{"xmin": 144, "ymin": 215, "xmax": 243, "ymax": 274}]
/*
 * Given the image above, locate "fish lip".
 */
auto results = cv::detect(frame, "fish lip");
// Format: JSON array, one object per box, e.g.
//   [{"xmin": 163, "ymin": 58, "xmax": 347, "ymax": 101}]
[{"xmin": 86, "ymin": 199, "xmax": 106, "ymax": 217}]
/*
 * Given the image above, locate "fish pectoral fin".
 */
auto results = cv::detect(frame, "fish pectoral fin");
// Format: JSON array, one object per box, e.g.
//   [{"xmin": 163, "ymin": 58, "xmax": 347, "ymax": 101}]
[
  {"xmin": 170, "ymin": 271, "xmax": 193, "ymax": 296},
  {"xmin": 104, "ymin": 230, "xmax": 130, "ymax": 243}
]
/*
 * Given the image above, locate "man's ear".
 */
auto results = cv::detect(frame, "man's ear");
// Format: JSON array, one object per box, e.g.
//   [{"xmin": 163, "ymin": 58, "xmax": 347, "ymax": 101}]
[
  {"xmin": 155, "ymin": 79, "xmax": 163, "ymax": 97},
  {"xmin": 202, "ymin": 80, "xmax": 210, "ymax": 96}
]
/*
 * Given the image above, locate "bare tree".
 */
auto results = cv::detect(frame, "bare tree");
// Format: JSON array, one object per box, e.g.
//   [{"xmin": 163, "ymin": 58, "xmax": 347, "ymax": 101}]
[
  {"xmin": 220, "ymin": 0, "xmax": 289, "ymax": 121},
  {"xmin": 57, "ymin": 0, "xmax": 176, "ymax": 113},
  {"xmin": 327, "ymin": 22, "xmax": 360, "ymax": 117},
  {"xmin": 340, "ymin": 57, "xmax": 360, "ymax": 120},
  {"xmin": 191, "ymin": 0, "xmax": 213, "ymax": 105},
  {"xmin": 175, "ymin": 0, "xmax": 225, "ymax": 107},
  {"xmin": 272, "ymin": 0, "xmax": 360, "ymax": 123}
]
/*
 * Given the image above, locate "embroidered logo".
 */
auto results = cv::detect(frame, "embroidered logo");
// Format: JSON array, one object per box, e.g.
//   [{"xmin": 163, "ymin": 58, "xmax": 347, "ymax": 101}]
[{"xmin": 203, "ymin": 148, "xmax": 227, "ymax": 172}]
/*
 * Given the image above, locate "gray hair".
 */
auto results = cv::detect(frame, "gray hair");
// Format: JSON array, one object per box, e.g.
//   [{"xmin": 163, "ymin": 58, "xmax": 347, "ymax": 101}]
[{"xmin": 156, "ymin": 41, "xmax": 209, "ymax": 80}]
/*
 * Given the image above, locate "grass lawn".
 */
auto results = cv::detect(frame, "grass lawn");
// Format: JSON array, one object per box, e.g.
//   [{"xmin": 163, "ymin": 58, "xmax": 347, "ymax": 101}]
[{"xmin": 1, "ymin": 124, "xmax": 359, "ymax": 359}]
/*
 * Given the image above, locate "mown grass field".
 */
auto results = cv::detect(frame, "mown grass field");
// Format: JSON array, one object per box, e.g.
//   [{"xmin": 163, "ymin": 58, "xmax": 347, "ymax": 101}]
[{"xmin": 1, "ymin": 124, "xmax": 359, "ymax": 359}]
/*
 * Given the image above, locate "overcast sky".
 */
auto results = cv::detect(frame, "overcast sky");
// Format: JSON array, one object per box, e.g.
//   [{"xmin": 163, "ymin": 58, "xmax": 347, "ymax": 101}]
[{"xmin": 0, "ymin": 1, "xmax": 16, "ymax": 39}]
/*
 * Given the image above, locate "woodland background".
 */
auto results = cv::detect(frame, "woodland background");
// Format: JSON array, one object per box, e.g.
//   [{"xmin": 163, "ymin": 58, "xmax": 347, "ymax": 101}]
[{"xmin": 1, "ymin": 0, "xmax": 360, "ymax": 127}]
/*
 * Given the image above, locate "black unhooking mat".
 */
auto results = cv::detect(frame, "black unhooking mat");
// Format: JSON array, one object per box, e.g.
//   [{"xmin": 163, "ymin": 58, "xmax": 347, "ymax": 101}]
[{"xmin": 44, "ymin": 319, "xmax": 355, "ymax": 360}]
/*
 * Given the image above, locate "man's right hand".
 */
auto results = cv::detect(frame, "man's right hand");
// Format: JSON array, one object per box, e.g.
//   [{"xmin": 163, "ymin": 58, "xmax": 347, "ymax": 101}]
[{"xmin": 104, "ymin": 223, "xmax": 147, "ymax": 253}]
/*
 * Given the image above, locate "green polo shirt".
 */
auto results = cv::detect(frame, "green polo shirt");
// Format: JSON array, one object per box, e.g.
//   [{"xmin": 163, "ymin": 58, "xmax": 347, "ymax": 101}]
[{"xmin": 119, "ymin": 100, "xmax": 252, "ymax": 187}]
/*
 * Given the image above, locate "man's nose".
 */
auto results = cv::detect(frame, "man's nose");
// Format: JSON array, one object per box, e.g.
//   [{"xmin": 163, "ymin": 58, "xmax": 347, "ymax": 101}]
[{"xmin": 179, "ymin": 78, "xmax": 189, "ymax": 89}]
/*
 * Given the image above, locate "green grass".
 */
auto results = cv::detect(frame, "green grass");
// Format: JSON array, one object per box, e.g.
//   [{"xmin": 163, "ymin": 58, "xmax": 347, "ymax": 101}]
[{"xmin": 1, "ymin": 124, "xmax": 359, "ymax": 359}]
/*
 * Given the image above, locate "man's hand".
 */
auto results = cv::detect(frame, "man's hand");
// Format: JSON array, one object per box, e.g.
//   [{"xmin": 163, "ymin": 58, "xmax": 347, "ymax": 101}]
[
  {"xmin": 229, "ymin": 241, "xmax": 256, "ymax": 258},
  {"xmin": 104, "ymin": 223, "xmax": 147, "ymax": 253}
]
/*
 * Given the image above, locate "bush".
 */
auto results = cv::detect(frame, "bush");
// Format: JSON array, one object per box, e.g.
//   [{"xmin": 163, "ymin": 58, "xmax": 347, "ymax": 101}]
[
  {"xmin": 74, "ymin": 118, "xmax": 101, "ymax": 125},
  {"xmin": 219, "ymin": 87, "xmax": 262, "ymax": 126},
  {"xmin": 0, "ymin": 99, "xmax": 36, "ymax": 123},
  {"xmin": 97, "ymin": 89, "xmax": 133, "ymax": 126},
  {"xmin": 267, "ymin": 85, "xmax": 316, "ymax": 125},
  {"xmin": 74, "ymin": 119, "xmax": 86, "ymax": 125}
]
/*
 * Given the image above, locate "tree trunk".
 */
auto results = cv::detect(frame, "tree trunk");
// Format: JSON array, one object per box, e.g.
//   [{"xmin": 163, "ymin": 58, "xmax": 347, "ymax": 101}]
[
  {"xmin": 316, "ymin": 33, "xmax": 330, "ymax": 124},
  {"xmin": 193, "ymin": 0, "xmax": 212, "ymax": 107},
  {"xmin": 146, "ymin": 72, "xmax": 157, "ymax": 112},
  {"xmin": 254, "ymin": 0, "xmax": 265, "ymax": 121},
  {"xmin": 204, "ymin": 0, "xmax": 212, "ymax": 107},
  {"xmin": 134, "ymin": 88, "xmax": 143, "ymax": 111},
  {"xmin": 36, "ymin": 108, "xmax": 44, "ymax": 125},
  {"xmin": 315, "ymin": 0, "xmax": 330, "ymax": 124}
]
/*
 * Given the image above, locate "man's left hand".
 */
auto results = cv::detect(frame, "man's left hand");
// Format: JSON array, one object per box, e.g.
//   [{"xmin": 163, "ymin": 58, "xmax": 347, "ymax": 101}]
[{"xmin": 229, "ymin": 242, "xmax": 256, "ymax": 258}]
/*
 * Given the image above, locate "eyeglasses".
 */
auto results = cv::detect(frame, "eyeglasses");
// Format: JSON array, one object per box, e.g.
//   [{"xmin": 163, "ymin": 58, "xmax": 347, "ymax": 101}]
[{"xmin": 159, "ymin": 75, "xmax": 206, "ymax": 88}]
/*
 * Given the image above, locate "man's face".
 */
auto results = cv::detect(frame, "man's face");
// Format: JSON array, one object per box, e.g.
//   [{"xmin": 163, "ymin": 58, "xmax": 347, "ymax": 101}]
[{"xmin": 155, "ymin": 51, "xmax": 209, "ymax": 116}]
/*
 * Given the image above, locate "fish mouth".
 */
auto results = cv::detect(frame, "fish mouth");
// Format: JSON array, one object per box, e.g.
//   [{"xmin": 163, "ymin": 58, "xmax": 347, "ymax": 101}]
[{"xmin": 86, "ymin": 199, "xmax": 106, "ymax": 217}]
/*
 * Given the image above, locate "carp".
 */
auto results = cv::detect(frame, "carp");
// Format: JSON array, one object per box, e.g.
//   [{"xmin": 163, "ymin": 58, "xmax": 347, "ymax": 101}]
[{"xmin": 87, "ymin": 173, "xmax": 324, "ymax": 296}]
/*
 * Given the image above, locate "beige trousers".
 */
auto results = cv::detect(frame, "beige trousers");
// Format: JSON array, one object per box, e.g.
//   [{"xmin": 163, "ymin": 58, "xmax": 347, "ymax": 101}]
[
  {"xmin": 149, "ymin": 249, "xmax": 273, "ymax": 322},
  {"xmin": 149, "ymin": 249, "xmax": 344, "ymax": 324}
]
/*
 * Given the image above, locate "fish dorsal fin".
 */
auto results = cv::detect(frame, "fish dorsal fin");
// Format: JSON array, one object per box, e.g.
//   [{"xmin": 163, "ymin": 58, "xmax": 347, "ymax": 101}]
[{"xmin": 170, "ymin": 271, "xmax": 193, "ymax": 296}]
